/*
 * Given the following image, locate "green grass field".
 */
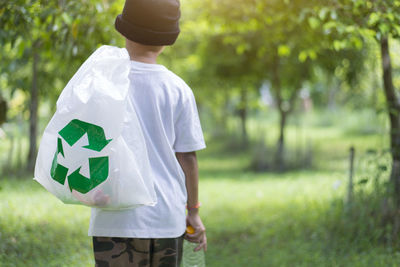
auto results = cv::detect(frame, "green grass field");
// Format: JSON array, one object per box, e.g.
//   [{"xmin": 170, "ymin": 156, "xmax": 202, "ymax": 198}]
[{"xmin": 1, "ymin": 111, "xmax": 399, "ymax": 266}]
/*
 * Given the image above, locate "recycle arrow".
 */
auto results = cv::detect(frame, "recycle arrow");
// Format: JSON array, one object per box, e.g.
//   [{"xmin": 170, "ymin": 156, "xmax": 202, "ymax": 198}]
[
  {"xmin": 50, "ymin": 137, "xmax": 68, "ymax": 185},
  {"xmin": 58, "ymin": 119, "xmax": 112, "ymax": 152},
  {"xmin": 50, "ymin": 119, "xmax": 112, "ymax": 194},
  {"xmin": 67, "ymin": 156, "xmax": 109, "ymax": 194}
]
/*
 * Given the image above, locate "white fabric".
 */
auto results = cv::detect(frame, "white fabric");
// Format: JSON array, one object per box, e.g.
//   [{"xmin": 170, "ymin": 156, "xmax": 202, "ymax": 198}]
[{"xmin": 88, "ymin": 60, "xmax": 206, "ymax": 238}]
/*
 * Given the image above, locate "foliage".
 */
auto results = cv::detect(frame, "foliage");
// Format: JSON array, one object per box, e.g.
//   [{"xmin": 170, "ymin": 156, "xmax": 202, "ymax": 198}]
[
  {"xmin": 0, "ymin": 0, "xmax": 124, "ymax": 170},
  {"xmin": 335, "ymin": 149, "xmax": 397, "ymax": 246},
  {"xmin": 187, "ymin": 0, "xmax": 373, "ymax": 170},
  {"xmin": 0, "ymin": 0, "xmax": 123, "ymax": 110}
]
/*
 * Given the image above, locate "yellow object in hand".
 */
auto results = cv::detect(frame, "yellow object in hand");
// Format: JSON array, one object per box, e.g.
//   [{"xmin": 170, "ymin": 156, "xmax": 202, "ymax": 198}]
[
  {"xmin": 186, "ymin": 225, "xmax": 195, "ymax": 234},
  {"xmin": 183, "ymin": 225, "xmax": 205, "ymax": 266}
]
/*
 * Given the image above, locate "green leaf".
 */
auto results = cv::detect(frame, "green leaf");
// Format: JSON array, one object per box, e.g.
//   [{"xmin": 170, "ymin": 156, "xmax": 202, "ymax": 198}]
[
  {"xmin": 299, "ymin": 51, "xmax": 307, "ymax": 62},
  {"xmin": 236, "ymin": 43, "xmax": 248, "ymax": 55},
  {"xmin": 308, "ymin": 17, "xmax": 320, "ymax": 29},
  {"xmin": 395, "ymin": 26, "xmax": 400, "ymax": 36},
  {"xmin": 378, "ymin": 23, "xmax": 390, "ymax": 34},
  {"xmin": 16, "ymin": 38, "xmax": 25, "ymax": 57},
  {"xmin": 386, "ymin": 13, "xmax": 395, "ymax": 22},
  {"xmin": 323, "ymin": 21, "xmax": 338, "ymax": 30},
  {"xmin": 378, "ymin": 165, "xmax": 387, "ymax": 171},
  {"xmin": 345, "ymin": 25, "xmax": 356, "ymax": 33},
  {"xmin": 333, "ymin": 40, "xmax": 346, "ymax": 51},
  {"xmin": 61, "ymin": 13, "xmax": 72, "ymax": 25},
  {"xmin": 358, "ymin": 178, "xmax": 369, "ymax": 185},
  {"xmin": 368, "ymin": 12, "xmax": 380, "ymax": 26},
  {"xmin": 350, "ymin": 36, "xmax": 363, "ymax": 50},
  {"xmin": 318, "ymin": 8, "xmax": 328, "ymax": 20},
  {"xmin": 278, "ymin": 45, "xmax": 291, "ymax": 57}
]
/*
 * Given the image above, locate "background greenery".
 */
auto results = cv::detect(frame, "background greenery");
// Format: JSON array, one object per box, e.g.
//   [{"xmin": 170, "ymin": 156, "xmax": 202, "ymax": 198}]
[
  {"xmin": 0, "ymin": 120, "xmax": 397, "ymax": 266},
  {"xmin": 1, "ymin": 0, "xmax": 400, "ymax": 266}
]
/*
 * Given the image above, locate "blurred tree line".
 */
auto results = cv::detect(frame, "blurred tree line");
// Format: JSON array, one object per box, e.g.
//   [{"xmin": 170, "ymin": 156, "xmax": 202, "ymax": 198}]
[
  {"xmin": 1, "ymin": 0, "xmax": 400, "ymax": 230},
  {"xmin": 0, "ymin": 0, "xmax": 123, "ymax": 170}
]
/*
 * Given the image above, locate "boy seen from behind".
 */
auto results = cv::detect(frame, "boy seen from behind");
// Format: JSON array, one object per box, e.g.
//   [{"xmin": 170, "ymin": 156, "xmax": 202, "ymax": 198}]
[{"xmin": 89, "ymin": 0, "xmax": 207, "ymax": 266}]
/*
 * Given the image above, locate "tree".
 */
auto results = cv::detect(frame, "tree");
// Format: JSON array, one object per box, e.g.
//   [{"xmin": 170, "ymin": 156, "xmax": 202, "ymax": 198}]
[
  {"xmin": 197, "ymin": 34, "xmax": 261, "ymax": 145},
  {"xmin": 0, "ymin": 0, "xmax": 123, "ymax": 171},
  {"xmin": 197, "ymin": 0, "xmax": 358, "ymax": 170},
  {"xmin": 311, "ymin": 0, "xmax": 400, "ymax": 205},
  {"xmin": 0, "ymin": 94, "xmax": 6, "ymax": 126}
]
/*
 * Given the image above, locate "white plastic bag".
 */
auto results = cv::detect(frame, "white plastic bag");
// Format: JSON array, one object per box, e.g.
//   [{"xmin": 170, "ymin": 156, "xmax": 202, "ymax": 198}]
[{"xmin": 34, "ymin": 45, "xmax": 157, "ymax": 210}]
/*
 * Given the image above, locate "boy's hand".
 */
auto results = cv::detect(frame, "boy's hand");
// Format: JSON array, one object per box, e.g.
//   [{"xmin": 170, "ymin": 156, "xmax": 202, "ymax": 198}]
[
  {"xmin": 185, "ymin": 212, "xmax": 207, "ymax": 252},
  {"xmin": 176, "ymin": 151, "xmax": 206, "ymax": 251}
]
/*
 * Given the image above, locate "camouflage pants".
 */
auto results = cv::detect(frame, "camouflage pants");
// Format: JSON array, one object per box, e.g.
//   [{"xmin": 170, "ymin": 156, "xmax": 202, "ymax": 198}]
[{"xmin": 92, "ymin": 236, "xmax": 184, "ymax": 267}]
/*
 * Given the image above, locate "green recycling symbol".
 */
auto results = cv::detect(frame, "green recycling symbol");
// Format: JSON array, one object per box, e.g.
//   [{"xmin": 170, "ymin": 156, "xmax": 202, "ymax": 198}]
[{"xmin": 50, "ymin": 119, "xmax": 112, "ymax": 194}]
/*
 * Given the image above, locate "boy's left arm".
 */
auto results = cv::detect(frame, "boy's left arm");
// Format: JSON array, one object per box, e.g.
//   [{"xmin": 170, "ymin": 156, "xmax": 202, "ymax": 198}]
[{"xmin": 176, "ymin": 151, "xmax": 207, "ymax": 252}]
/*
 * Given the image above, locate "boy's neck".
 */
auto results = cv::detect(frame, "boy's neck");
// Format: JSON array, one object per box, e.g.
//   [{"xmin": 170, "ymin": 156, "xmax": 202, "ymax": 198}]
[
  {"xmin": 129, "ymin": 52, "xmax": 159, "ymax": 64},
  {"xmin": 125, "ymin": 39, "xmax": 164, "ymax": 64}
]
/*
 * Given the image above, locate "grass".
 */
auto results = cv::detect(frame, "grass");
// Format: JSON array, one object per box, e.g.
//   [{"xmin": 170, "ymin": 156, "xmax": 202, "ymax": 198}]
[
  {"xmin": 198, "ymin": 141, "xmax": 399, "ymax": 267},
  {"xmin": 0, "ymin": 180, "xmax": 92, "ymax": 266},
  {"xmin": 1, "ymin": 151, "xmax": 398, "ymax": 266},
  {"xmin": 1, "ymin": 110, "xmax": 399, "ymax": 266}
]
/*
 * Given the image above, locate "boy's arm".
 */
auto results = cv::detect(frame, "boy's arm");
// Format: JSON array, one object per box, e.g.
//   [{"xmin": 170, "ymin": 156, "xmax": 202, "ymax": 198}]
[{"xmin": 176, "ymin": 151, "xmax": 207, "ymax": 252}]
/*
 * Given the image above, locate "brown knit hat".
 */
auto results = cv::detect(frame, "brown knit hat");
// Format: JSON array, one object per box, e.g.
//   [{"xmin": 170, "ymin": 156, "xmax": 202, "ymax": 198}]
[{"xmin": 115, "ymin": 0, "xmax": 181, "ymax": 46}]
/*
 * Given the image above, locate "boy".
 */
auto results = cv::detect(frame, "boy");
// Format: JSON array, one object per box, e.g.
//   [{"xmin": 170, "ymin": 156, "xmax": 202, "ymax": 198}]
[{"xmin": 88, "ymin": 0, "xmax": 207, "ymax": 266}]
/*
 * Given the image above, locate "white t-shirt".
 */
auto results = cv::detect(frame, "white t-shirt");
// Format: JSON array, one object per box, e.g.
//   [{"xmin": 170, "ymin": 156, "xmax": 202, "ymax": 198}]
[{"xmin": 88, "ymin": 60, "xmax": 206, "ymax": 238}]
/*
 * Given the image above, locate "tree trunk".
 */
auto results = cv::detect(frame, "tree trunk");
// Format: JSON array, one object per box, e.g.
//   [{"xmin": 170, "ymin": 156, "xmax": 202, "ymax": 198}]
[
  {"xmin": 0, "ymin": 95, "xmax": 6, "ymax": 126},
  {"xmin": 276, "ymin": 110, "xmax": 286, "ymax": 171},
  {"xmin": 27, "ymin": 42, "xmax": 40, "ymax": 172},
  {"xmin": 380, "ymin": 36, "xmax": 400, "ymax": 206},
  {"xmin": 238, "ymin": 88, "xmax": 248, "ymax": 146},
  {"xmin": 271, "ymin": 53, "xmax": 286, "ymax": 171}
]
